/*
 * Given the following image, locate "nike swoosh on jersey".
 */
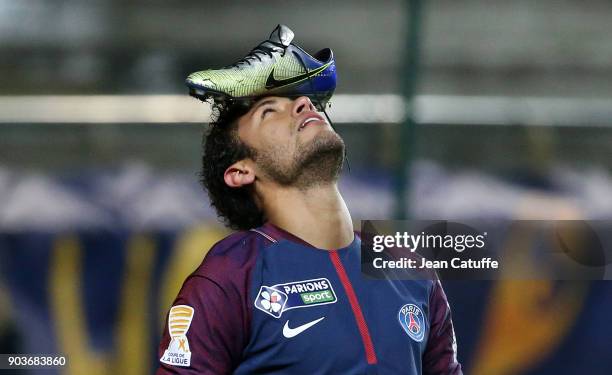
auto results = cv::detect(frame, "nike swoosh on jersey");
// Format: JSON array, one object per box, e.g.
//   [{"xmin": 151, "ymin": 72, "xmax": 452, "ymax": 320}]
[
  {"xmin": 282, "ymin": 317, "xmax": 325, "ymax": 338},
  {"xmin": 265, "ymin": 62, "xmax": 332, "ymax": 90}
]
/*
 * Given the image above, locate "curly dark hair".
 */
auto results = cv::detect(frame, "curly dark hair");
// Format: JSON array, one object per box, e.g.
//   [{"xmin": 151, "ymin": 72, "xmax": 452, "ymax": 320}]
[{"xmin": 200, "ymin": 103, "xmax": 264, "ymax": 230}]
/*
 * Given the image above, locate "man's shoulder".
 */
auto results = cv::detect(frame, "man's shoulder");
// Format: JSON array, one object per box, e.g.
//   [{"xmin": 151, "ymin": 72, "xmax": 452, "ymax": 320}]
[{"xmin": 191, "ymin": 228, "xmax": 274, "ymax": 280}]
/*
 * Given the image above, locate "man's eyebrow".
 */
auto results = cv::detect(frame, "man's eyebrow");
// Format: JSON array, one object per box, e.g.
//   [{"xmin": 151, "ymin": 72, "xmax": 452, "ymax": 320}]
[{"xmin": 251, "ymin": 98, "xmax": 277, "ymax": 116}]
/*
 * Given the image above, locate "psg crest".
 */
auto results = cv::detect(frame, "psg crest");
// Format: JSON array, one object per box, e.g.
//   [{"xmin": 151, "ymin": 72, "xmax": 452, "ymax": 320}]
[{"xmin": 398, "ymin": 304, "xmax": 426, "ymax": 342}]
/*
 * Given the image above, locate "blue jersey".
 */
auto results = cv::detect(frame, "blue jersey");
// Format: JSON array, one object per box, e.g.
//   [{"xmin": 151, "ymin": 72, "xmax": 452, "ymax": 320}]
[{"xmin": 157, "ymin": 223, "xmax": 462, "ymax": 374}]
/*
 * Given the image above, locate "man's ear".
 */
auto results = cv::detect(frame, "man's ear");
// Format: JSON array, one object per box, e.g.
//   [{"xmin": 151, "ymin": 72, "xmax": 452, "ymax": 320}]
[{"xmin": 223, "ymin": 161, "xmax": 255, "ymax": 188}]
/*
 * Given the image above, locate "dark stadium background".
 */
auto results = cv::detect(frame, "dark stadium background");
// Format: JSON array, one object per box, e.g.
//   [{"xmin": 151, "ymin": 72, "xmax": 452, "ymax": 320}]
[{"xmin": 1, "ymin": 1, "xmax": 612, "ymax": 374}]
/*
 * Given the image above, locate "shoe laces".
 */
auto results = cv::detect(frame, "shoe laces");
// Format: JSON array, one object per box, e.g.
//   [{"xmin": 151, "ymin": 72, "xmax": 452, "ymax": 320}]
[{"xmin": 230, "ymin": 41, "xmax": 285, "ymax": 68}]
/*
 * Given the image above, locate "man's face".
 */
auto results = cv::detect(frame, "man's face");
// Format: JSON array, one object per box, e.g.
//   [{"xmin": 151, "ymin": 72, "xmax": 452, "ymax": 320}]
[{"xmin": 236, "ymin": 96, "xmax": 345, "ymax": 188}]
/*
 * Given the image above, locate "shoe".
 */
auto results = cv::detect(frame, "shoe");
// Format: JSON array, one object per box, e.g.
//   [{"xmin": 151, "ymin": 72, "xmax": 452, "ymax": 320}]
[{"xmin": 186, "ymin": 24, "xmax": 336, "ymax": 110}]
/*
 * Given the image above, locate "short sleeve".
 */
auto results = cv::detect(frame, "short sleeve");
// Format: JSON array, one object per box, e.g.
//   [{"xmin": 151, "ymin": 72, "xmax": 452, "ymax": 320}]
[
  {"xmin": 423, "ymin": 279, "xmax": 463, "ymax": 375},
  {"xmin": 156, "ymin": 274, "xmax": 249, "ymax": 375}
]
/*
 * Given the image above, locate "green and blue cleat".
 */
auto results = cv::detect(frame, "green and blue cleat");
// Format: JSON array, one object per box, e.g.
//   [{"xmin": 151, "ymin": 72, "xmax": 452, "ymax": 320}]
[{"xmin": 186, "ymin": 24, "xmax": 336, "ymax": 110}]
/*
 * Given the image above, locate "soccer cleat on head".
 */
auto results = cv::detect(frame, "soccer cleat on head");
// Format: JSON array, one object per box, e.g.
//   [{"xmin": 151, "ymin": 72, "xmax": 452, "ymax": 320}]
[{"xmin": 186, "ymin": 24, "xmax": 336, "ymax": 111}]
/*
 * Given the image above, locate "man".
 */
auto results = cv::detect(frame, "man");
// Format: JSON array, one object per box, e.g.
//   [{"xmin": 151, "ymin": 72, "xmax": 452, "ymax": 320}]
[{"xmin": 157, "ymin": 25, "xmax": 462, "ymax": 374}]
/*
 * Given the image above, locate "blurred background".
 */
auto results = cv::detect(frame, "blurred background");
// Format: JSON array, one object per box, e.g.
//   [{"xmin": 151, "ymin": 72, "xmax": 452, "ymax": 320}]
[{"xmin": 1, "ymin": 0, "xmax": 612, "ymax": 374}]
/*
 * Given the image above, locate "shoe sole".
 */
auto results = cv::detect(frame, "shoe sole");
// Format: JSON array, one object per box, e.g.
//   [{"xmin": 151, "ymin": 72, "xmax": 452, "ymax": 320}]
[{"xmin": 187, "ymin": 83, "xmax": 333, "ymax": 111}]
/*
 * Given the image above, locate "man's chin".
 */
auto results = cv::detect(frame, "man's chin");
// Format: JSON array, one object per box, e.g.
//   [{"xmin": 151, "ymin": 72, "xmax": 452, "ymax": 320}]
[
  {"xmin": 302, "ymin": 125, "xmax": 342, "ymax": 149},
  {"xmin": 256, "ymin": 131, "xmax": 345, "ymax": 188},
  {"xmin": 294, "ymin": 132, "xmax": 345, "ymax": 186}
]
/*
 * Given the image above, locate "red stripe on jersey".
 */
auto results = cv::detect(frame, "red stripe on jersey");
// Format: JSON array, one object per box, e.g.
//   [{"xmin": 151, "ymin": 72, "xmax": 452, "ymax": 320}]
[{"xmin": 329, "ymin": 251, "xmax": 378, "ymax": 365}]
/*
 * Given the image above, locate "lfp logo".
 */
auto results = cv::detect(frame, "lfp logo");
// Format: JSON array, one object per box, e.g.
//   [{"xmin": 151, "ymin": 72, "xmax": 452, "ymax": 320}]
[
  {"xmin": 398, "ymin": 304, "xmax": 426, "ymax": 342},
  {"xmin": 160, "ymin": 305, "xmax": 194, "ymax": 367}
]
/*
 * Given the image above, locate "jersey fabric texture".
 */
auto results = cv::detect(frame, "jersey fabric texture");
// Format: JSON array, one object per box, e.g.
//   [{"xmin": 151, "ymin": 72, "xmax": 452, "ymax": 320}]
[{"xmin": 156, "ymin": 223, "xmax": 462, "ymax": 374}]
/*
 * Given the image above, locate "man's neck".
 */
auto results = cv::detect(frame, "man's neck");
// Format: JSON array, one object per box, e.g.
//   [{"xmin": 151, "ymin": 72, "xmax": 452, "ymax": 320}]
[{"xmin": 259, "ymin": 183, "xmax": 353, "ymax": 250}]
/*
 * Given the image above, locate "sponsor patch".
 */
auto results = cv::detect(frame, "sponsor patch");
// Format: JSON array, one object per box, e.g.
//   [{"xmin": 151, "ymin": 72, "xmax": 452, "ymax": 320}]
[
  {"xmin": 255, "ymin": 278, "xmax": 337, "ymax": 318},
  {"xmin": 398, "ymin": 303, "xmax": 426, "ymax": 342},
  {"xmin": 160, "ymin": 305, "xmax": 194, "ymax": 367}
]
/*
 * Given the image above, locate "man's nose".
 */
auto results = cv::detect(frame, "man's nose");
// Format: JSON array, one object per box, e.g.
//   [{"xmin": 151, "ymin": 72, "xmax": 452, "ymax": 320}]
[{"xmin": 292, "ymin": 96, "xmax": 316, "ymax": 116}]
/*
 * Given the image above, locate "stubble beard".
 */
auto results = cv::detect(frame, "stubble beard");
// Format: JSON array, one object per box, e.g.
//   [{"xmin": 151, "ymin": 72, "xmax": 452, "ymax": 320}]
[{"xmin": 254, "ymin": 131, "xmax": 345, "ymax": 190}]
